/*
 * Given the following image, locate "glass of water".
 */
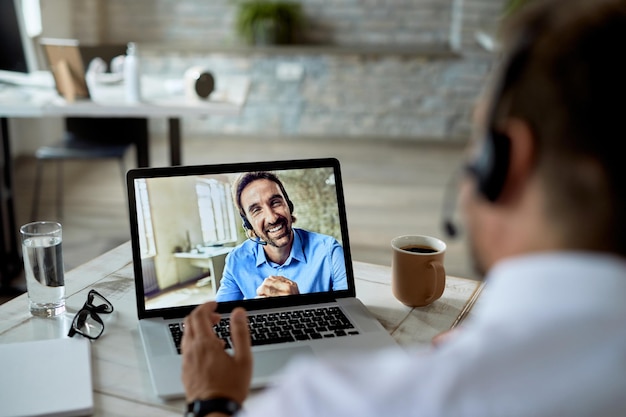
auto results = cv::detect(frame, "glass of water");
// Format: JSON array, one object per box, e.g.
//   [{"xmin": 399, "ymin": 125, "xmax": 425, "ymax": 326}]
[{"xmin": 20, "ymin": 221, "xmax": 65, "ymax": 317}]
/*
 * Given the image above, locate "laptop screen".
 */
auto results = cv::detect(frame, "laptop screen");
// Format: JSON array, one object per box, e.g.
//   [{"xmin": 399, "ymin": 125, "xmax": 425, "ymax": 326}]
[{"xmin": 127, "ymin": 158, "xmax": 356, "ymax": 318}]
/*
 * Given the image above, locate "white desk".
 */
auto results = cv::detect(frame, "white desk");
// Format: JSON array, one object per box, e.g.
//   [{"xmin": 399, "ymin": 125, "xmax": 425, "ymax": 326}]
[
  {"xmin": 0, "ymin": 242, "xmax": 481, "ymax": 416},
  {"xmin": 174, "ymin": 246, "xmax": 234, "ymax": 293},
  {"xmin": 0, "ymin": 75, "xmax": 250, "ymax": 290},
  {"xmin": 0, "ymin": 74, "xmax": 251, "ymax": 166}
]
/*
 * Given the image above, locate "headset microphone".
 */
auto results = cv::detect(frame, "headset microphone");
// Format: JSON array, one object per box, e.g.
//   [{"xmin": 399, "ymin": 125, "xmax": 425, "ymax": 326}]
[
  {"xmin": 444, "ymin": 218, "xmax": 458, "ymax": 239},
  {"xmin": 250, "ymin": 236, "xmax": 267, "ymax": 246},
  {"xmin": 241, "ymin": 214, "xmax": 268, "ymax": 245},
  {"xmin": 441, "ymin": 168, "xmax": 462, "ymax": 239}
]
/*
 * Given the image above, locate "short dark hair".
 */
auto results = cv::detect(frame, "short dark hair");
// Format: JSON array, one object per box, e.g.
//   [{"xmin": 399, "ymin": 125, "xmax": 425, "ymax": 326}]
[
  {"xmin": 494, "ymin": 0, "xmax": 626, "ymax": 254},
  {"xmin": 233, "ymin": 171, "xmax": 295, "ymax": 220}
]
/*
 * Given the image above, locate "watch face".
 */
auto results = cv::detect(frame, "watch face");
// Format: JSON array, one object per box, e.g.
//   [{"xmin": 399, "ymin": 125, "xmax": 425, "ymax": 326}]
[
  {"xmin": 195, "ymin": 72, "xmax": 215, "ymax": 98},
  {"xmin": 187, "ymin": 397, "xmax": 241, "ymax": 416}
]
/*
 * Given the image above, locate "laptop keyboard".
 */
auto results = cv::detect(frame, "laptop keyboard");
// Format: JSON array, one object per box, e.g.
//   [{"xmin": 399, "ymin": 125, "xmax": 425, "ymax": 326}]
[{"xmin": 169, "ymin": 306, "xmax": 360, "ymax": 354}]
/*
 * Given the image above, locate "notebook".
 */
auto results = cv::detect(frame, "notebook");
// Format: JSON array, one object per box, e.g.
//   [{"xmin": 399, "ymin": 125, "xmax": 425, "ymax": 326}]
[
  {"xmin": 0, "ymin": 338, "xmax": 93, "ymax": 417},
  {"xmin": 127, "ymin": 157, "xmax": 399, "ymax": 399}
]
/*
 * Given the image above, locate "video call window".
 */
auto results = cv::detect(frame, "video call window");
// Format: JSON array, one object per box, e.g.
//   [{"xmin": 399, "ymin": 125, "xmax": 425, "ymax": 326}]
[{"xmin": 135, "ymin": 168, "xmax": 343, "ymax": 310}]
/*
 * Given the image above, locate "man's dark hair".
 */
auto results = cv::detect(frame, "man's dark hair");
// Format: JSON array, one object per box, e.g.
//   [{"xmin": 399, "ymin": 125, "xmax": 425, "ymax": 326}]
[
  {"xmin": 233, "ymin": 171, "xmax": 295, "ymax": 223},
  {"xmin": 493, "ymin": 0, "xmax": 626, "ymax": 254}
]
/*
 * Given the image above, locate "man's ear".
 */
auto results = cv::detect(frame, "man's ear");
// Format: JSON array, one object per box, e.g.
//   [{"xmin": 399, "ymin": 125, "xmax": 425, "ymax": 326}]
[
  {"xmin": 246, "ymin": 229, "xmax": 258, "ymax": 240},
  {"xmin": 498, "ymin": 118, "xmax": 536, "ymax": 202}
]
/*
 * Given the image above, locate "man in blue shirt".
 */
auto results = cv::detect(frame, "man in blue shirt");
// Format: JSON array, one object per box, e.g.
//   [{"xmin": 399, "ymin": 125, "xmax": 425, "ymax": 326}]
[{"xmin": 215, "ymin": 171, "xmax": 347, "ymax": 302}]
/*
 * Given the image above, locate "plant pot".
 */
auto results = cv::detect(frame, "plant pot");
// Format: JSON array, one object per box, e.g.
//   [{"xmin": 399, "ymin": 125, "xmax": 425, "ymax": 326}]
[{"xmin": 253, "ymin": 18, "xmax": 278, "ymax": 45}]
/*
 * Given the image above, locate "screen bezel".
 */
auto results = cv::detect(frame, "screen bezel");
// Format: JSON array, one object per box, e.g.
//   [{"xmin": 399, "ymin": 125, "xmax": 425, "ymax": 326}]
[{"xmin": 127, "ymin": 158, "xmax": 356, "ymax": 319}]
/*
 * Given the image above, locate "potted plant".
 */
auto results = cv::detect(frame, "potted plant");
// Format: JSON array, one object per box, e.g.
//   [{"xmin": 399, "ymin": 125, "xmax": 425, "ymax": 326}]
[
  {"xmin": 235, "ymin": 1, "xmax": 304, "ymax": 45},
  {"xmin": 504, "ymin": 0, "xmax": 532, "ymax": 16}
]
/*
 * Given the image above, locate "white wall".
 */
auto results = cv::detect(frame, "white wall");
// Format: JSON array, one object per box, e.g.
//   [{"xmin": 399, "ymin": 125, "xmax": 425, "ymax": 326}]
[
  {"xmin": 40, "ymin": 0, "xmax": 73, "ymax": 38},
  {"xmin": 10, "ymin": 0, "xmax": 74, "ymax": 157}
]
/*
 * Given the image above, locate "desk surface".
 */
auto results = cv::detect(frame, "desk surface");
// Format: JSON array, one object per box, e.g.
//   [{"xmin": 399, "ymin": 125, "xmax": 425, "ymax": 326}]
[
  {"xmin": 0, "ymin": 74, "xmax": 250, "ymax": 118},
  {"xmin": 0, "ymin": 242, "xmax": 480, "ymax": 416},
  {"xmin": 0, "ymin": 75, "xmax": 251, "ymax": 289}
]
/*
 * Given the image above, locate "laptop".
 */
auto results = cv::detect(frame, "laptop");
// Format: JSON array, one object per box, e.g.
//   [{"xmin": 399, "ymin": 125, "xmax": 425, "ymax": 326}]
[{"xmin": 127, "ymin": 157, "xmax": 399, "ymax": 399}]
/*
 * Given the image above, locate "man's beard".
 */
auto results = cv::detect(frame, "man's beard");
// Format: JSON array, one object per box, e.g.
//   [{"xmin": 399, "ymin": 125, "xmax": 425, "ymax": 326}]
[{"xmin": 259, "ymin": 218, "xmax": 292, "ymax": 247}]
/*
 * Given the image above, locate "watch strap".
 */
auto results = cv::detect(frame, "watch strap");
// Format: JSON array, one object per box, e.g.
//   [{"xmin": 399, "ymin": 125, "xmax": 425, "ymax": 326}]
[{"xmin": 185, "ymin": 397, "xmax": 241, "ymax": 417}]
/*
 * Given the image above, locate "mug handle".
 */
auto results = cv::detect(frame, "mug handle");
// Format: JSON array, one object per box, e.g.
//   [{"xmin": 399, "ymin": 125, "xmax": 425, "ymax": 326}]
[{"xmin": 424, "ymin": 261, "xmax": 446, "ymax": 304}]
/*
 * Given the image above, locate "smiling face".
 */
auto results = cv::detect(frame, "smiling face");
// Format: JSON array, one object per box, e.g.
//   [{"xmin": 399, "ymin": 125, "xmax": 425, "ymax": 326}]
[{"xmin": 240, "ymin": 179, "xmax": 294, "ymax": 248}]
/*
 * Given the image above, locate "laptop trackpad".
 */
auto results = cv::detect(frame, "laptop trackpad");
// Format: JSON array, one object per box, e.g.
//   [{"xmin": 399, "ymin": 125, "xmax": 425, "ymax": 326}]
[{"xmin": 252, "ymin": 345, "xmax": 313, "ymax": 385}]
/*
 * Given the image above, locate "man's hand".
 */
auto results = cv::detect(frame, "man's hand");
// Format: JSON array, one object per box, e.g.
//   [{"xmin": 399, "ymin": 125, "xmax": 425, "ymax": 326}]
[
  {"xmin": 431, "ymin": 327, "xmax": 461, "ymax": 348},
  {"xmin": 181, "ymin": 302, "xmax": 253, "ymax": 404},
  {"xmin": 256, "ymin": 276, "xmax": 300, "ymax": 297}
]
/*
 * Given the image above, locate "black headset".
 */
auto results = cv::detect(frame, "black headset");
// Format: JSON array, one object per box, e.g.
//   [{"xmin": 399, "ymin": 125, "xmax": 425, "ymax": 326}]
[
  {"xmin": 443, "ymin": 29, "xmax": 536, "ymax": 237},
  {"xmin": 466, "ymin": 30, "xmax": 535, "ymax": 202}
]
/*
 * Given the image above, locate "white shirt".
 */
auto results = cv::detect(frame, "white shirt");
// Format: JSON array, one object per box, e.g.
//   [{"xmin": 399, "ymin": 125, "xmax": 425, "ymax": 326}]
[{"xmin": 241, "ymin": 252, "xmax": 626, "ymax": 417}]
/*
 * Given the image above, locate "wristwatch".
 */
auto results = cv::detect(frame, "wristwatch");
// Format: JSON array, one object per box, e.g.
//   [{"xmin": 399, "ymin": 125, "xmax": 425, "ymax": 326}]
[{"xmin": 185, "ymin": 397, "xmax": 241, "ymax": 417}]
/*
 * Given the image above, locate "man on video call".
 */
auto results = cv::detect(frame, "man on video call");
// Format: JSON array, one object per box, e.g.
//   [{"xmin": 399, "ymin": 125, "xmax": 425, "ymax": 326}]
[
  {"xmin": 215, "ymin": 171, "xmax": 348, "ymax": 302},
  {"xmin": 182, "ymin": 0, "xmax": 626, "ymax": 415}
]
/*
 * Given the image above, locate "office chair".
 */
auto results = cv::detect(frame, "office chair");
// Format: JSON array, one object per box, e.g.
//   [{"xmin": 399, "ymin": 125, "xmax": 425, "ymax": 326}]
[{"xmin": 30, "ymin": 117, "xmax": 147, "ymax": 221}]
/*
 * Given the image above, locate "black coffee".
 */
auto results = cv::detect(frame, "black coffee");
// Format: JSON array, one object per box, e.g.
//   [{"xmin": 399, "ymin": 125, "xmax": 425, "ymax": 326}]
[{"xmin": 402, "ymin": 245, "xmax": 437, "ymax": 254}]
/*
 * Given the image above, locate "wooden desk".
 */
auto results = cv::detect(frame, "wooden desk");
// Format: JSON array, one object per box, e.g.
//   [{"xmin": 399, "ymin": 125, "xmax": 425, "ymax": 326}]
[{"xmin": 0, "ymin": 242, "xmax": 481, "ymax": 416}]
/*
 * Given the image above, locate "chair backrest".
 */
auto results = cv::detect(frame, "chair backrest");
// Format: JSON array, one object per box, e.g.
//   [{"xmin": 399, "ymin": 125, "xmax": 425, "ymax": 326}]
[
  {"xmin": 63, "ymin": 44, "xmax": 150, "ymax": 165},
  {"xmin": 65, "ymin": 117, "xmax": 148, "ymax": 146}
]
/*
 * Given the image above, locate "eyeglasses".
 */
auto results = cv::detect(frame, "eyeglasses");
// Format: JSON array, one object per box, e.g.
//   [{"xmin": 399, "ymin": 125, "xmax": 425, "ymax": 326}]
[{"xmin": 68, "ymin": 289, "xmax": 114, "ymax": 340}]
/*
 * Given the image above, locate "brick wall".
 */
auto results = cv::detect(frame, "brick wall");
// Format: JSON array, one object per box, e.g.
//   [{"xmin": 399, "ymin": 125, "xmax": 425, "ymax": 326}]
[
  {"xmin": 68, "ymin": 0, "xmax": 506, "ymax": 142},
  {"xmin": 74, "ymin": 0, "xmax": 467, "ymax": 47}
]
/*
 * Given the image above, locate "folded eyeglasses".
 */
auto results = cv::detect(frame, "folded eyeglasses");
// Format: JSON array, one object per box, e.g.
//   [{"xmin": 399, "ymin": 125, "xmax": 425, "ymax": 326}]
[{"xmin": 68, "ymin": 289, "xmax": 114, "ymax": 340}]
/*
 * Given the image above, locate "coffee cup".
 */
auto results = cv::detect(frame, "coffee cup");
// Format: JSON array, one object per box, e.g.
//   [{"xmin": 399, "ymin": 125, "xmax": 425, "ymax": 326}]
[{"xmin": 391, "ymin": 235, "xmax": 446, "ymax": 307}]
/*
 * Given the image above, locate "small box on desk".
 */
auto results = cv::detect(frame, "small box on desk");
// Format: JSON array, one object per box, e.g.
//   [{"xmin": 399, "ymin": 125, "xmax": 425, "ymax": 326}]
[{"xmin": 0, "ymin": 337, "xmax": 93, "ymax": 417}]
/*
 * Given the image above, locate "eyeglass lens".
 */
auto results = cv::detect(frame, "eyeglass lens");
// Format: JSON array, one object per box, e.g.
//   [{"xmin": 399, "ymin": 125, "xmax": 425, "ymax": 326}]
[
  {"xmin": 86, "ymin": 290, "xmax": 114, "ymax": 314},
  {"xmin": 71, "ymin": 309, "xmax": 105, "ymax": 339},
  {"xmin": 68, "ymin": 290, "xmax": 113, "ymax": 340}
]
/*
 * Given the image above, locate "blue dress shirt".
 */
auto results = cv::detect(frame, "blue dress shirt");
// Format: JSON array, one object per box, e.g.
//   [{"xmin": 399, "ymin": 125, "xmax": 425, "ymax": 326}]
[{"xmin": 215, "ymin": 228, "xmax": 347, "ymax": 302}]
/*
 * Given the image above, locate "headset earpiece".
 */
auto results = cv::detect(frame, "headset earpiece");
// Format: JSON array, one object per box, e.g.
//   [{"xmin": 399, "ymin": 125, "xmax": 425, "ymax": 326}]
[
  {"xmin": 467, "ymin": 130, "xmax": 511, "ymax": 202},
  {"xmin": 240, "ymin": 213, "xmax": 252, "ymax": 231},
  {"xmin": 467, "ymin": 28, "xmax": 535, "ymax": 203}
]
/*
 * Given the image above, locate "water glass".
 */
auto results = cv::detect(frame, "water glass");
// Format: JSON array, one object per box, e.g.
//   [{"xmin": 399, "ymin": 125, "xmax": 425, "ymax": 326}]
[{"xmin": 20, "ymin": 221, "xmax": 66, "ymax": 317}]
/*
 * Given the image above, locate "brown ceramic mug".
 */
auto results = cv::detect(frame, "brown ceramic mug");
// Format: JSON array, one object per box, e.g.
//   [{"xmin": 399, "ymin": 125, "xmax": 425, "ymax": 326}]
[{"xmin": 391, "ymin": 235, "xmax": 446, "ymax": 307}]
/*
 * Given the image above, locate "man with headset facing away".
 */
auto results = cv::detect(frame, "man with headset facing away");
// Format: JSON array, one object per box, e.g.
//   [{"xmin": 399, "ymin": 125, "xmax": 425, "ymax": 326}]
[
  {"xmin": 215, "ymin": 171, "xmax": 347, "ymax": 302},
  {"xmin": 181, "ymin": 0, "xmax": 626, "ymax": 415}
]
